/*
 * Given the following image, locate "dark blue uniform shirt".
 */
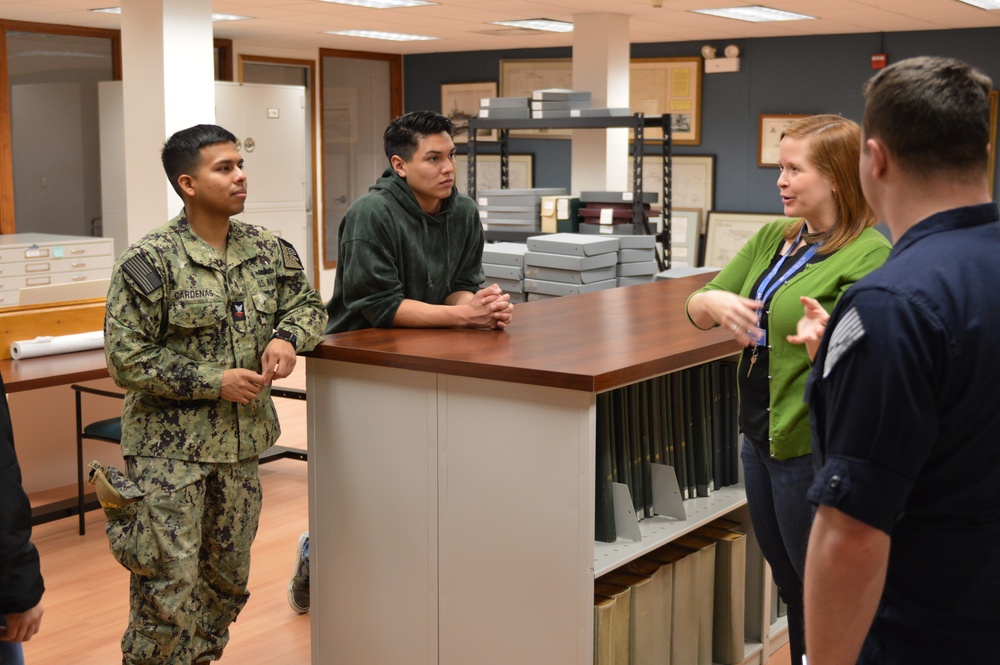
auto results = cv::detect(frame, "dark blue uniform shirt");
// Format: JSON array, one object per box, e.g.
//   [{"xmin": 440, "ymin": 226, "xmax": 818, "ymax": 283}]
[{"xmin": 806, "ymin": 202, "xmax": 1000, "ymax": 664}]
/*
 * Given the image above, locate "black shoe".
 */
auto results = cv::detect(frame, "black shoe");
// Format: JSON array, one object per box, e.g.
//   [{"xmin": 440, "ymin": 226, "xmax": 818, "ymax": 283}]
[{"xmin": 288, "ymin": 532, "xmax": 310, "ymax": 614}]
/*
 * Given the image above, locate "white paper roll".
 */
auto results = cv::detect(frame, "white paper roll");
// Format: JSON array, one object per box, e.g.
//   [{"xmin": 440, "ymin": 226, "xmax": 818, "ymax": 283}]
[{"xmin": 10, "ymin": 331, "xmax": 105, "ymax": 360}]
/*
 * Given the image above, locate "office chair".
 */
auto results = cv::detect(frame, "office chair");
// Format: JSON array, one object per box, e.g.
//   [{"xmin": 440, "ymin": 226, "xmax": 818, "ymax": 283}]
[{"xmin": 71, "ymin": 384, "xmax": 124, "ymax": 536}]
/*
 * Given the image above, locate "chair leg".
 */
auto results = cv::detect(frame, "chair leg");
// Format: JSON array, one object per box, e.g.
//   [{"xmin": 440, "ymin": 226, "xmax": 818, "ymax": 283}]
[{"xmin": 75, "ymin": 391, "xmax": 86, "ymax": 536}]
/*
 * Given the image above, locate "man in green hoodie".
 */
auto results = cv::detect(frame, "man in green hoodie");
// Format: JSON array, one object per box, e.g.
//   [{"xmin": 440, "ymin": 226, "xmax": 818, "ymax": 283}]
[
  {"xmin": 289, "ymin": 111, "xmax": 514, "ymax": 615},
  {"xmin": 324, "ymin": 109, "xmax": 514, "ymax": 334}
]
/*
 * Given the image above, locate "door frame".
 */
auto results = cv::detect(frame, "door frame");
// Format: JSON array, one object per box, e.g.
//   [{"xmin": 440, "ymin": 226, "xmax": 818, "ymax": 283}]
[{"xmin": 0, "ymin": 20, "xmax": 121, "ymax": 235}]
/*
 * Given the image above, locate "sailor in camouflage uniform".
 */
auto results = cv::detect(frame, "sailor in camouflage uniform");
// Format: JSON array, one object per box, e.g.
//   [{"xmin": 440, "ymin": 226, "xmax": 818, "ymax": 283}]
[{"xmin": 102, "ymin": 124, "xmax": 326, "ymax": 664}]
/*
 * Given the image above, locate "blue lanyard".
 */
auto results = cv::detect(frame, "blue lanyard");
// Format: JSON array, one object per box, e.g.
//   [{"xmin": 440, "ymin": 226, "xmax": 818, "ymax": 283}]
[{"xmin": 754, "ymin": 229, "xmax": 821, "ymax": 324}]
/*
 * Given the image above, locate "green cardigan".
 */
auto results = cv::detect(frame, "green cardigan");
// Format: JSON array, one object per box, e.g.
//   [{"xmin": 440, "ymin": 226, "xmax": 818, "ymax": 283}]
[{"xmin": 687, "ymin": 219, "xmax": 891, "ymax": 459}]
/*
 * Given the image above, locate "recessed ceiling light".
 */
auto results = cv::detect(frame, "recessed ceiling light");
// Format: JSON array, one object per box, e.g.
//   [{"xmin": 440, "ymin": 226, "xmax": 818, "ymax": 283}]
[
  {"xmin": 317, "ymin": 0, "xmax": 437, "ymax": 7},
  {"xmin": 489, "ymin": 19, "xmax": 574, "ymax": 33},
  {"xmin": 957, "ymin": 0, "xmax": 1000, "ymax": 9},
  {"xmin": 89, "ymin": 7, "xmax": 253, "ymax": 21},
  {"xmin": 324, "ymin": 29, "xmax": 439, "ymax": 41},
  {"xmin": 691, "ymin": 6, "xmax": 815, "ymax": 22}
]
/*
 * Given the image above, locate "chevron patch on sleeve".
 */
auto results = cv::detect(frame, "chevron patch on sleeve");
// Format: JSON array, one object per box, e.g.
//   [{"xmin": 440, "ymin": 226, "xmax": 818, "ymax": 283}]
[
  {"xmin": 278, "ymin": 238, "xmax": 304, "ymax": 271},
  {"xmin": 122, "ymin": 253, "xmax": 163, "ymax": 295},
  {"xmin": 823, "ymin": 306, "xmax": 866, "ymax": 378}
]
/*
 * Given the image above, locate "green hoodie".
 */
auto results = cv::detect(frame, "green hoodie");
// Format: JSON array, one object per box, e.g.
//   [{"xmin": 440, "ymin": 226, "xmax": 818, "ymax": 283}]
[{"xmin": 326, "ymin": 168, "xmax": 486, "ymax": 333}]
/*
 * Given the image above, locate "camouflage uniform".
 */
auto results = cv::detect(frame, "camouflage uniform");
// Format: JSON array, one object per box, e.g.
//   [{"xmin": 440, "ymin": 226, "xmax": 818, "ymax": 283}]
[{"xmin": 104, "ymin": 211, "xmax": 326, "ymax": 664}]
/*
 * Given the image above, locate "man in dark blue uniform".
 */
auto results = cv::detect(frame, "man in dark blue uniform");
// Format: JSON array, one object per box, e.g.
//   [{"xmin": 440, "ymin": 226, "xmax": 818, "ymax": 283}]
[{"xmin": 803, "ymin": 56, "xmax": 1000, "ymax": 664}]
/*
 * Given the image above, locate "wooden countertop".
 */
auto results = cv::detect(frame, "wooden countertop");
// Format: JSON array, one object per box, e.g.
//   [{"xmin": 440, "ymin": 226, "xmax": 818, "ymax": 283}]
[
  {"xmin": 0, "ymin": 349, "xmax": 108, "ymax": 393},
  {"xmin": 310, "ymin": 274, "xmax": 737, "ymax": 393}
]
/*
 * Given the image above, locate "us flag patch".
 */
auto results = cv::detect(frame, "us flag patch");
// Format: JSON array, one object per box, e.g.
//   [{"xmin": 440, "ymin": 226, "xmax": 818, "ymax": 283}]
[
  {"xmin": 122, "ymin": 254, "xmax": 163, "ymax": 295},
  {"xmin": 823, "ymin": 306, "xmax": 866, "ymax": 378},
  {"xmin": 278, "ymin": 238, "xmax": 303, "ymax": 271}
]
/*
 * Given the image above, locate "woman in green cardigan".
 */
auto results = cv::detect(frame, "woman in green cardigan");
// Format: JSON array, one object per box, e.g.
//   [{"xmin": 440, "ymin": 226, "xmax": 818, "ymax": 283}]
[{"xmin": 686, "ymin": 114, "xmax": 890, "ymax": 665}]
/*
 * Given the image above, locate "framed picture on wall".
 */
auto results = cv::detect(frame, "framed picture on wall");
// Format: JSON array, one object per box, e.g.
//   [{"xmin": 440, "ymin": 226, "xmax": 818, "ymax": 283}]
[
  {"xmin": 454, "ymin": 153, "xmax": 533, "ymax": 195},
  {"xmin": 758, "ymin": 114, "xmax": 810, "ymax": 166},
  {"xmin": 629, "ymin": 154, "xmax": 715, "ymax": 232},
  {"xmin": 989, "ymin": 90, "xmax": 998, "ymax": 190},
  {"xmin": 704, "ymin": 211, "xmax": 777, "ymax": 268},
  {"xmin": 668, "ymin": 207, "xmax": 702, "ymax": 267},
  {"xmin": 499, "ymin": 58, "xmax": 573, "ymax": 138},
  {"xmin": 442, "ymin": 81, "xmax": 498, "ymax": 144},
  {"xmin": 630, "ymin": 57, "xmax": 703, "ymax": 145}
]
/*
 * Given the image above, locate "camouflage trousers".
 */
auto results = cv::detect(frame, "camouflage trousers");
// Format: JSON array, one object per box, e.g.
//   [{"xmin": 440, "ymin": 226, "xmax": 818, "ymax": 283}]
[{"xmin": 105, "ymin": 456, "xmax": 262, "ymax": 665}]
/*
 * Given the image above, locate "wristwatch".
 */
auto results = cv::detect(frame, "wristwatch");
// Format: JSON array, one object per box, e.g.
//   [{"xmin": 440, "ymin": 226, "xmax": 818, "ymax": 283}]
[{"xmin": 271, "ymin": 328, "xmax": 298, "ymax": 348}]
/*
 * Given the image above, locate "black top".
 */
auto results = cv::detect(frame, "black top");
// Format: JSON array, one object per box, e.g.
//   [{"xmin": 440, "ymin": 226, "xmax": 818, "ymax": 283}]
[
  {"xmin": 0, "ymin": 371, "xmax": 45, "ymax": 614},
  {"xmin": 740, "ymin": 239, "xmax": 827, "ymax": 449}
]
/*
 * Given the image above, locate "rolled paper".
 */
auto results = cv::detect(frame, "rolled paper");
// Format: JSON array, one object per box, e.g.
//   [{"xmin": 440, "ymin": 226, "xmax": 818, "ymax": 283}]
[{"xmin": 10, "ymin": 330, "xmax": 104, "ymax": 360}]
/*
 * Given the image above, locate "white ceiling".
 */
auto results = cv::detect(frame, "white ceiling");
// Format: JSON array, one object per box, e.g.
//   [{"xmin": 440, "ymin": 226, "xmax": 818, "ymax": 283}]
[{"xmin": 2, "ymin": 0, "xmax": 1000, "ymax": 55}]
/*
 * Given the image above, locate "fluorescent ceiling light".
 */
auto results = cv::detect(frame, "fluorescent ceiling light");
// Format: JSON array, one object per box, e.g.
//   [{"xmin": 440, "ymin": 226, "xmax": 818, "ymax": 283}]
[
  {"xmin": 957, "ymin": 0, "xmax": 1000, "ymax": 8},
  {"xmin": 89, "ymin": 7, "xmax": 253, "ymax": 21},
  {"xmin": 324, "ymin": 29, "xmax": 439, "ymax": 41},
  {"xmin": 489, "ymin": 19, "xmax": 574, "ymax": 32},
  {"xmin": 317, "ymin": 0, "xmax": 437, "ymax": 7},
  {"xmin": 692, "ymin": 6, "xmax": 815, "ymax": 21}
]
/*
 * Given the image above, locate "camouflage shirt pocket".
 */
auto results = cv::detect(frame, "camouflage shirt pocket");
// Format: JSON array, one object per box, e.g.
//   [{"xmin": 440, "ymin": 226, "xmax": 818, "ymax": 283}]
[{"xmin": 167, "ymin": 298, "xmax": 227, "ymax": 329}]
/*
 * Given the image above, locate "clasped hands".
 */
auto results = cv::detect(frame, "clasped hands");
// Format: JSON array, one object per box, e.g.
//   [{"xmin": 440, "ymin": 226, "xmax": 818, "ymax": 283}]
[{"xmin": 472, "ymin": 283, "xmax": 514, "ymax": 330}]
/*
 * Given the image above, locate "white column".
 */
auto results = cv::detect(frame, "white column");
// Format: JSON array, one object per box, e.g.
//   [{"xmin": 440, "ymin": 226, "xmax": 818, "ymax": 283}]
[
  {"xmin": 120, "ymin": 0, "xmax": 215, "ymax": 244},
  {"xmin": 571, "ymin": 13, "xmax": 630, "ymax": 194}
]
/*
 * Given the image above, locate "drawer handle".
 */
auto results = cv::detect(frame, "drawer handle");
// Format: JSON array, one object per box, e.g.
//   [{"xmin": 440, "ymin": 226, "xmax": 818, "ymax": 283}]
[
  {"xmin": 72, "ymin": 275, "xmax": 87, "ymax": 282},
  {"xmin": 70, "ymin": 248, "xmax": 86, "ymax": 255},
  {"xmin": 71, "ymin": 262, "xmax": 87, "ymax": 268},
  {"xmin": 25, "ymin": 262, "xmax": 51, "ymax": 273}
]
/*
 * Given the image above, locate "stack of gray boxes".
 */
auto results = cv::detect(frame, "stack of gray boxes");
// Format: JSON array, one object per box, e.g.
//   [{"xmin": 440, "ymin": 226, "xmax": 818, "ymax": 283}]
[
  {"xmin": 477, "ymin": 188, "xmax": 567, "ymax": 234},
  {"xmin": 530, "ymin": 88, "xmax": 592, "ymax": 119},
  {"xmin": 478, "ymin": 96, "xmax": 530, "ymax": 120},
  {"xmin": 522, "ymin": 233, "xmax": 621, "ymax": 301},
  {"xmin": 481, "ymin": 241, "xmax": 529, "ymax": 304},
  {"xmin": 615, "ymin": 235, "xmax": 659, "ymax": 286}
]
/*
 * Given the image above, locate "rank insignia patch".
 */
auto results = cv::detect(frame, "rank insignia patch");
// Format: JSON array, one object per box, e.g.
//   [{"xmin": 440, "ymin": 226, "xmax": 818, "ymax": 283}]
[
  {"xmin": 278, "ymin": 238, "xmax": 303, "ymax": 271},
  {"xmin": 232, "ymin": 301, "xmax": 246, "ymax": 322}
]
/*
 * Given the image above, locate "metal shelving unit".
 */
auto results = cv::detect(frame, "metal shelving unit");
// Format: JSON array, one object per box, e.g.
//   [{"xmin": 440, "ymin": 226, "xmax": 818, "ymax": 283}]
[{"xmin": 467, "ymin": 113, "xmax": 674, "ymax": 270}]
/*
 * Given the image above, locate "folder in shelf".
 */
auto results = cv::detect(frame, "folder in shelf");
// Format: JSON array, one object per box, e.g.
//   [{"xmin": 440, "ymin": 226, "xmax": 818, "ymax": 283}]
[
  {"xmin": 646, "ymin": 545, "xmax": 698, "ymax": 665},
  {"xmin": 594, "ymin": 596, "xmax": 616, "ymax": 665},
  {"xmin": 595, "ymin": 392, "xmax": 617, "ymax": 543},
  {"xmin": 623, "ymin": 557, "xmax": 673, "ymax": 665},
  {"xmin": 693, "ymin": 526, "xmax": 748, "ymax": 665},
  {"xmin": 672, "ymin": 535, "xmax": 718, "ymax": 665},
  {"xmin": 600, "ymin": 571, "xmax": 663, "ymax": 665},
  {"xmin": 594, "ymin": 582, "xmax": 632, "ymax": 665}
]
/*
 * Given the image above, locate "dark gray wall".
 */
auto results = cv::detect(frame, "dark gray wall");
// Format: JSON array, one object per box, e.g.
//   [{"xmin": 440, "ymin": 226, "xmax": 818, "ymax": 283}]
[{"xmin": 404, "ymin": 28, "xmax": 1000, "ymax": 212}]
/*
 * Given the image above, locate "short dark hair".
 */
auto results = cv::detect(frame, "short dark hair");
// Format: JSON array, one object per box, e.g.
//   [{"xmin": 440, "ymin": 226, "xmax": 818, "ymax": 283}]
[
  {"xmin": 161, "ymin": 124, "xmax": 239, "ymax": 198},
  {"xmin": 862, "ymin": 56, "xmax": 993, "ymax": 181},
  {"xmin": 383, "ymin": 110, "xmax": 454, "ymax": 163}
]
